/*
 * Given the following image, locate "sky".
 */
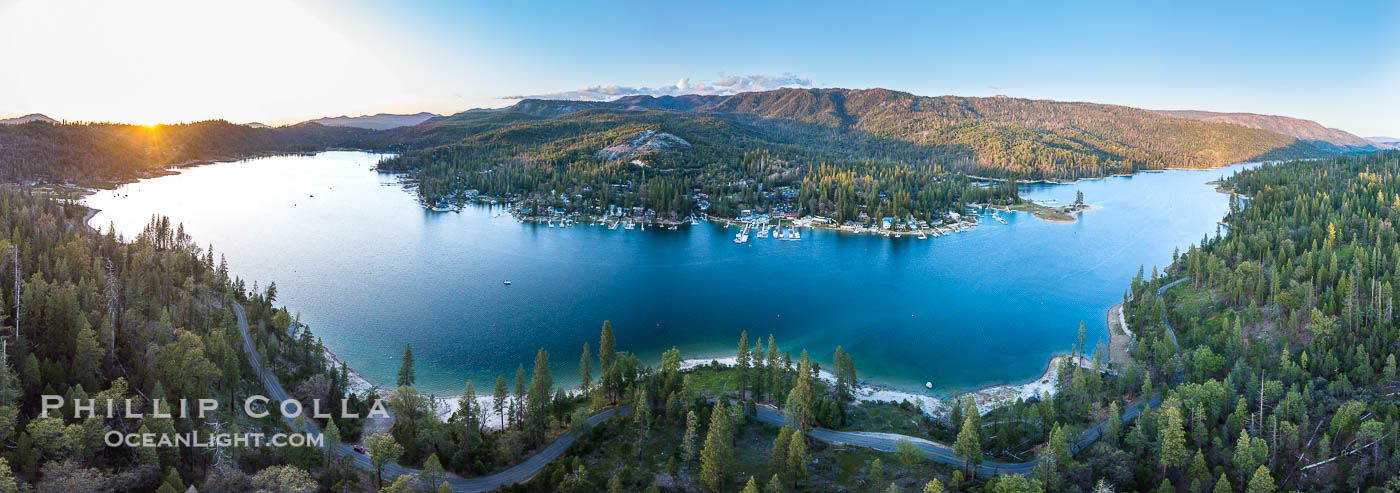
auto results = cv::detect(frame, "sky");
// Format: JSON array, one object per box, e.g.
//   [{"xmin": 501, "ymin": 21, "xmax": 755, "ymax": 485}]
[{"xmin": 1, "ymin": 0, "xmax": 1397, "ymax": 136}]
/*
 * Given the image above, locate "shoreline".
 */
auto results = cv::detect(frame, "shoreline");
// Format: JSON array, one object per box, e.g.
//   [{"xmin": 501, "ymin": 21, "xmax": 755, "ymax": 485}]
[
  {"xmin": 966, "ymin": 159, "xmax": 1269, "ymax": 187},
  {"xmin": 675, "ymin": 354, "xmax": 1086, "ymax": 418},
  {"xmin": 323, "ymin": 344, "xmax": 1088, "ymax": 425}
]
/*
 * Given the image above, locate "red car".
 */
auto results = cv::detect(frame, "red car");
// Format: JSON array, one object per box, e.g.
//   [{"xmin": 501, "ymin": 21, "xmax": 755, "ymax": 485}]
[{"xmin": 353, "ymin": 445, "xmax": 366, "ymax": 454}]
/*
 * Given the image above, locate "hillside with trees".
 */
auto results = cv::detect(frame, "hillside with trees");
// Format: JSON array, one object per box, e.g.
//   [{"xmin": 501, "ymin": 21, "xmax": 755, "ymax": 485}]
[
  {"xmin": 3, "ymin": 148, "xmax": 1399, "ymax": 491},
  {"xmin": 1107, "ymin": 150, "xmax": 1400, "ymax": 491},
  {"xmin": 376, "ymin": 88, "xmax": 1334, "ymax": 221},
  {"xmin": 0, "ymin": 120, "xmax": 374, "ymax": 185}
]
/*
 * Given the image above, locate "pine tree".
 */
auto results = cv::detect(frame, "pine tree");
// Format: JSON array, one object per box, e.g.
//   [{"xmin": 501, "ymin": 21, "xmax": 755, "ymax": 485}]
[
  {"xmin": 579, "ymin": 342, "xmax": 592, "ymax": 394},
  {"xmin": 682, "ymin": 410, "xmax": 699, "ymax": 465},
  {"xmin": 867, "ymin": 458, "xmax": 885, "ymax": 492},
  {"xmin": 457, "ymin": 380, "xmax": 481, "ymax": 445},
  {"xmin": 1213, "ymin": 473, "xmax": 1232, "ymax": 493},
  {"xmin": 1105, "ymin": 400, "xmax": 1122, "ymax": 445},
  {"xmin": 632, "ymin": 386, "xmax": 650, "ymax": 456},
  {"xmin": 323, "ymin": 418, "xmax": 341, "ymax": 460},
  {"xmin": 492, "ymin": 375, "xmax": 507, "ymax": 428},
  {"xmin": 1161, "ymin": 400, "xmax": 1188, "ymax": 473},
  {"xmin": 736, "ymin": 331, "xmax": 750, "ymax": 396},
  {"xmin": 163, "ymin": 468, "xmax": 186, "ymax": 492},
  {"xmin": 524, "ymin": 349, "xmax": 553, "ymax": 444},
  {"xmin": 765, "ymin": 473, "xmax": 785, "ymax": 493},
  {"xmin": 787, "ymin": 430, "xmax": 808, "ymax": 487},
  {"xmin": 512, "ymin": 364, "xmax": 526, "ymax": 425},
  {"xmin": 953, "ymin": 399, "xmax": 981, "ymax": 477},
  {"xmin": 833, "ymin": 346, "xmax": 855, "ymax": 401},
  {"xmin": 765, "ymin": 334, "xmax": 781, "ymax": 403},
  {"xmin": 421, "ymin": 453, "xmax": 446, "ymax": 491},
  {"xmin": 1050, "ymin": 423, "xmax": 1071, "ymax": 466},
  {"xmin": 784, "ymin": 357, "xmax": 814, "ymax": 432},
  {"xmin": 1245, "ymin": 466, "xmax": 1273, "ymax": 493},
  {"xmin": 770, "ymin": 427, "xmax": 792, "ymax": 473},
  {"xmin": 1233, "ymin": 430, "xmax": 1257, "ymax": 485},
  {"xmin": 742, "ymin": 476, "xmax": 761, "ymax": 493},
  {"xmin": 600, "ymin": 320, "xmax": 616, "ymax": 372},
  {"xmin": 699, "ymin": 401, "xmax": 734, "ymax": 492},
  {"xmin": 396, "ymin": 344, "xmax": 415, "ymax": 387},
  {"xmin": 1188, "ymin": 449, "xmax": 1210, "ymax": 493}
]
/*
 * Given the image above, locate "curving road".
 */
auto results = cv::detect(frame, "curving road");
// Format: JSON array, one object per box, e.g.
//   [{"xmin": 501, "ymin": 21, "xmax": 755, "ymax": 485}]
[
  {"xmin": 752, "ymin": 391, "xmax": 1157, "ymax": 478},
  {"xmin": 1157, "ymin": 278, "xmax": 1187, "ymax": 347},
  {"xmin": 232, "ymin": 301, "xmax": 629, "ymax": 491}
]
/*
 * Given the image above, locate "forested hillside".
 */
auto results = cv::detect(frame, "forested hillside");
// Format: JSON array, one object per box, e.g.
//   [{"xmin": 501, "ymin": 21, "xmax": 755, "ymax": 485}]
[
  {"xmin": 0, "ymin": 188, "xmax": 366, "ymax": 491},
  {"xmin": 0, "ymin": 88, "xmax": 1353, "ymax": 224},
  {"xmin": 1154, "ymin": 110, "xmax": 1382, "ymax": 152},
  {"xmin": 1109, "ymin": 150, "xmax": 1400, "ymax": 491},
  {"xmin": 0, "ymin": 120, "xmax": 374, "ymax": 184},
  {"xmin": 376, "ymin": 88, "xmax": 1332, "ymax": 220}
]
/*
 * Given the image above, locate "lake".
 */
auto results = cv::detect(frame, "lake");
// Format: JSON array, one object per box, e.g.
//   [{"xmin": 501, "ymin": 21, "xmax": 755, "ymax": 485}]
[{"xmin": 84, "ymin": 151, "xmax": 1252, "ymax": 397}]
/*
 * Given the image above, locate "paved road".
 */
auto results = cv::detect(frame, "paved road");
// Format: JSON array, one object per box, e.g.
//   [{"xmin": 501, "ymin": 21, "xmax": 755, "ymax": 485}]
[
  {"xmin": 232, "ymin": 301, "xmax": 629, "ymax": 491},
  {"xmin": 751, "ymin": 390, "xmax": 1157, "ymax": 478},
  {"xmin": 1157, "ymin": 278, "xmax": 1187, "ymax": 347}
]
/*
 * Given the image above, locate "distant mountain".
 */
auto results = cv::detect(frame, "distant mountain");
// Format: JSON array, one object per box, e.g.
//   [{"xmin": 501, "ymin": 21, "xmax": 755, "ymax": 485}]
[
  {"xmin": 0, "ymin": 113, "xmax": 57, "ymax": 125},
  {"xmin": 303, "ymin": 112, "xmax": 441, "ymax": 130},
  {"xmin": 1153, "ymin": 109, "xmax": 1380, "ymax": 152},
  {"xmin": 1367, "ymin": 136, "xmax": 1399, "ymax": 148},
  {"xmin": 393, "ymin": 88, "xmax": 1326, "ymax": 180},
  {"xmin": 244, "ymin": 122, "xmax": 272, "ymax": 129}
]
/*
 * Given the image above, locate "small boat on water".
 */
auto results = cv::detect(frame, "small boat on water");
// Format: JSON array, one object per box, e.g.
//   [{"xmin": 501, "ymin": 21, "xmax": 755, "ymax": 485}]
[
  {"xmin": 925, "ymin": 381, "xmax": 933, "ymax": 389},
  {"xmin": 503, "ymin": 280, "xmax": 512, "ymax": 285}
]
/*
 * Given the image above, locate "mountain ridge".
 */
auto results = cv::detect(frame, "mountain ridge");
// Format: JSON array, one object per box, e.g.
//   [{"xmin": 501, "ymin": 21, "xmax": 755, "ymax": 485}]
[
  {"xmin": 0, "ymin": 113, "xmax": 58, "ymax": 125},
  {"xmin": 1151, "ymin": 109, "xmax": 1380, "ymax": 151},
  {"xmin": 302, "ymin": 111, "xmax": 442, "ymax": 130},
  {"xmin": 399, "ymin": 88, "xmax": 1330, "ymax": 178}
]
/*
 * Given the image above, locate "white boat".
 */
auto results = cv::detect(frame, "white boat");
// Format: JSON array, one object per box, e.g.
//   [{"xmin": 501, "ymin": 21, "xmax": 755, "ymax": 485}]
[{"xmin": 503, "ymin": 280, "xmax": 511, "ymax": 285}]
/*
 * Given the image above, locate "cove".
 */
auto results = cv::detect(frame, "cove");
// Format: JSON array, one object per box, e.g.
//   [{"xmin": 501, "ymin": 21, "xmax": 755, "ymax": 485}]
[{"xmin": 83, "ymin": 151, "xmax": 1255, "ymax": 397}]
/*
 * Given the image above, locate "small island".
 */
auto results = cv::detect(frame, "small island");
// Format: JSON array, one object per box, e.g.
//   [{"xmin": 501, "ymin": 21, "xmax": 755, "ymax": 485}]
[{"xmin": 986, "ymin": 190, "xmax": 1096, "ymax": 223}]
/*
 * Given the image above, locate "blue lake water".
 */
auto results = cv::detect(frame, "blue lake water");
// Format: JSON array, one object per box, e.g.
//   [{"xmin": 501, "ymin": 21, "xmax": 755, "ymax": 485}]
[{"xmin": 84, "ymin": 151, "xmax": 1252, "ymax": 396}]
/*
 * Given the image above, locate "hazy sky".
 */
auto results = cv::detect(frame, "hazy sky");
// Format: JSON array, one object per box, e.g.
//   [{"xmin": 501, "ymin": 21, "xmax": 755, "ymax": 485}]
[{"xmin": 1, "ymin": 0, "xmax": 1397, "ymax": 136}]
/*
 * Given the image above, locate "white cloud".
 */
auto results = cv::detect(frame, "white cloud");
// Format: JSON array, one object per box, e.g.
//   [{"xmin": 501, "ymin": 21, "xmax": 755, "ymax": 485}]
[{"xmin": 506, "ymin": 73, "xmax": 811, "ymax": 101}]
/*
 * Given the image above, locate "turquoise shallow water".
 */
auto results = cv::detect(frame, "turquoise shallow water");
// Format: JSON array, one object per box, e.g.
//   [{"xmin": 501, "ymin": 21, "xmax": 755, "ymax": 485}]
[{"xmin": 84, "ymin": 151, "xmax": 1252, "ymax": 396}]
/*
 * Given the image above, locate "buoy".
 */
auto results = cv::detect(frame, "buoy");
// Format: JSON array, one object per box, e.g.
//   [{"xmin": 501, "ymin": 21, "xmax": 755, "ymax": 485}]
[{"xmin": 925, "ymin": 381, "xmax": 933, "ymax": 389}]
